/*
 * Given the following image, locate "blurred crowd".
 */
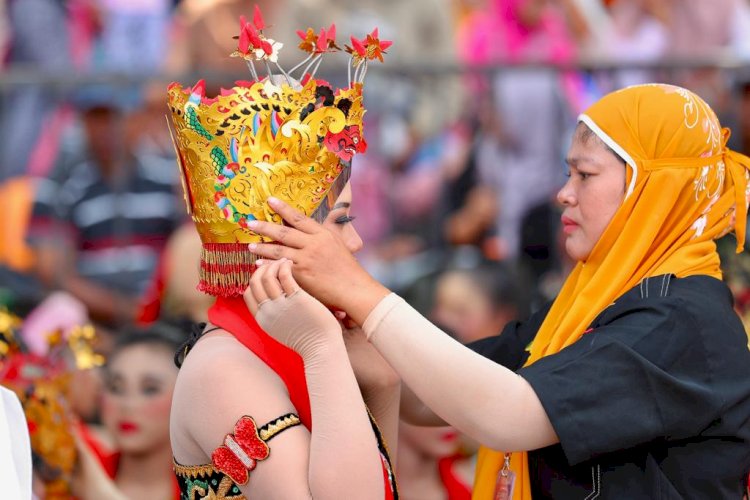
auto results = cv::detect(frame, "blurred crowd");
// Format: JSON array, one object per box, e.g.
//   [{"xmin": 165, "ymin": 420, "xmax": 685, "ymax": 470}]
[{"xmin": 2, "ymin": 0, "xmax": 750, "ymax": 498}]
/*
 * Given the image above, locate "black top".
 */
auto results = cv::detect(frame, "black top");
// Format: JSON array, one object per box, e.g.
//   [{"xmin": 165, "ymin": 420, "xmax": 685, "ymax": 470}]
[{"xmin": 470, "ymin": 274, "xmax": 750, "ymax": 499}]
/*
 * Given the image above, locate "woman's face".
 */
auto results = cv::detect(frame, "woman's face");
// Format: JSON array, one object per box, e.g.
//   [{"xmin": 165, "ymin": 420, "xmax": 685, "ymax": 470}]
[
  {"xmin": 101, "ymin": 344, "xmax": 178, "ymax": 455},
  {"xmin": 321, "ymin": 182, "xmax": 363, "ymax": 254},
  {"xmin": 557, "ymin": 127, "xmax": 627, "ymax": 262},
  {"xmin": 399, "ymin": 422, "xmax": 462, "ymax": 459},
  {"xmin": 432, "ymin": 273, "xmax": 507, "ymax": 343}
]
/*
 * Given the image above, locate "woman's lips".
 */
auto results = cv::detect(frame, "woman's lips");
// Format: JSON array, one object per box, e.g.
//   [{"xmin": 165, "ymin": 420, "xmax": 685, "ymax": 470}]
[
  {"xmin": 561, "ymin": 215, "xmax": 579, "ymax": 234},
  {"xmin": 440, "ymin": 431, "xmax": 458, "ymax": 442},
  {"xmin": 118, "ymin": 421, "xmax": 139, "ymax": 433}
]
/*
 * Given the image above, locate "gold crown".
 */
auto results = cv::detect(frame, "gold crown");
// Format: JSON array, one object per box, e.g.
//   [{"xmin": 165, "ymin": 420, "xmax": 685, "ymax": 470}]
[{"xmin": 167, "ymin": 6, "xmax": 389, "ymax": 296}]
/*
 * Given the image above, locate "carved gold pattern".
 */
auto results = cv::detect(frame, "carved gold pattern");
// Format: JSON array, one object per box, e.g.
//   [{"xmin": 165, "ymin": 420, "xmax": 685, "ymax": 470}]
[{"xmin": 167, "ymin": 79, "xmax": 364, "ymax": 245}]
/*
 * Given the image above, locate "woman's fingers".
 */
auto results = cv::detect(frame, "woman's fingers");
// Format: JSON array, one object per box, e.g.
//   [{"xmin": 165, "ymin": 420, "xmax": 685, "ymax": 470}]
[
  {"xmin": 278, "ymin": 259, "xmax": 301, "ymax": 296},
  {"xmin": 268, "ymin": 197, "xmax": 323, "ymax": 234},
  {"xmin": 248, "ymin": 242, "xmax": 297, "ymax": 262},
  {"xmin": 246, "ymin": 259, "xmax": 288, "ymax": 314},
  {"xmin": 260, "ymin": 259, "xmax": 286, "ymax": 300},
  {"xmin": 247, "ymin": 259, "xmax": 299, "ymax": 314},
  {"xmin": 248, "ymin": 221, "xmax": 306, "ymax": 248},
  {"xmin": 243, "ymin": 285, "xmax": 260, "ymax": 315},
  {"xmin": 246, "ymin": 198, "xmax": 321, "ymax": 246}
]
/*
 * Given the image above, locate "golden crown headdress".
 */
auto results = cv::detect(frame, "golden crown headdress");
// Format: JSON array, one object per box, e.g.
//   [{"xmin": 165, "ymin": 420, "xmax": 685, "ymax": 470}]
[{"xmin": 167, "ymin": 6, "xmax": 390, "ymax": 296}]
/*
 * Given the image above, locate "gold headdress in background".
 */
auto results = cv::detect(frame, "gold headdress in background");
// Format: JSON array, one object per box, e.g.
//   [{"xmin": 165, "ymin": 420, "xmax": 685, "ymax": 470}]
[
  {"xmin": 0, "ymin": 310, "xmax": 104, "ymax": 499},
  {"xmin": 167, "ymin": 6, "xmax": 390, "ymax": 296}
]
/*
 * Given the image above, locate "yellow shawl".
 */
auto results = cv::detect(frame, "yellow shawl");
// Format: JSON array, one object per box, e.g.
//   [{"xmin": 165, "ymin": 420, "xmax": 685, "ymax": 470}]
[{"xmin": 473, "ymin": 84, "xmax": 750, "ymax": 499}]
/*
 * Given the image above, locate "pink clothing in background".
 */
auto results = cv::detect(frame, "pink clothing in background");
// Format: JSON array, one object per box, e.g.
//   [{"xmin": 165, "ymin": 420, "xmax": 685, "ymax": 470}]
[{"xmin": 21, "ymin": 292, "xmax": 88, "ymax": 356}]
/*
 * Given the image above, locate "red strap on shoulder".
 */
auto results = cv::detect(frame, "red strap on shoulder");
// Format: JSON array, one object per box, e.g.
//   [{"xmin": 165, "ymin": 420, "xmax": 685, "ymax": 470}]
[{"xmin": 208, "ymin": 296, "xmax": 312, "ymax": 430}]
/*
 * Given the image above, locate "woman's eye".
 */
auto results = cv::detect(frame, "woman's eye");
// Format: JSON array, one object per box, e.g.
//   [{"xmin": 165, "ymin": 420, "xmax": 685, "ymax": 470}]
[
  {"xmin": 335, "ymin": 215, "xmax": 356, "ymax": 225},
  {"xmin": 578, "ymin": 172, "xmax": 591, "ymax": 180},
  {"xmin": 105, "ymin": 382, "xmax": 124, "ymax": 395},
  {"xmin": 142, "ymin": 385, "xmax": 161, "ymax": 396}
]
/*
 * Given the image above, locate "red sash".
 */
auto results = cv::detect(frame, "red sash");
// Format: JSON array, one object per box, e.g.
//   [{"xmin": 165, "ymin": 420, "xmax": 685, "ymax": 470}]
[{"xmin": 207, "ymin": 296, "xmax": 312, "ymax": 430}]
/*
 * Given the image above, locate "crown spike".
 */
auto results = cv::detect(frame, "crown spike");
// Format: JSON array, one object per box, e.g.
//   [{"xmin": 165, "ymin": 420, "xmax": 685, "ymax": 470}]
[{"xmin": 289, "ymin": 53, "xmax": 314, "ymax": 76}]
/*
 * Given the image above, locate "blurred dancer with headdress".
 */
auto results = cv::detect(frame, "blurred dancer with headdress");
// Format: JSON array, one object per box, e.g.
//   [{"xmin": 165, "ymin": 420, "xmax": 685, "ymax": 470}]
[
  {"xmin": 72, "ymin": 323, "xmax": 182, "ymax": 500},
  {"xmin": 167, "ymin": 7, "xmax": 398, "ymax": 498}
]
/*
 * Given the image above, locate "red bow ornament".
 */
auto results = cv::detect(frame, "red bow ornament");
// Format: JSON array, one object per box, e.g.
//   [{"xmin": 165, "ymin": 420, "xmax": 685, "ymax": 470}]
[{"xmin": 211, "ymin": 416, "xmax": 271, "ymax": 485}]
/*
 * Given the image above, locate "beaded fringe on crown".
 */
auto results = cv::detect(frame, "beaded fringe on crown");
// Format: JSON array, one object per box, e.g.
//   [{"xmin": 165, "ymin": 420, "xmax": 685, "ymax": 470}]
[{"xmin": 199, "ymin": 243, "xmax": 258, "ymax": 297}]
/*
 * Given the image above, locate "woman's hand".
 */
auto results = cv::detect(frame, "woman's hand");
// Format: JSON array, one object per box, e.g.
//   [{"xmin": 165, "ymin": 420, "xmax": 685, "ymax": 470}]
[
  {"xmin": 244, "ymin": 258, "xmax": 342, "ymax": 357},
  {"xmin": 247, "ymin": 198, "xmax": 390, "ymax": 324},
  {"xmin": 70, "ymin": 426, "xmax": 127, "ymax": 500}
]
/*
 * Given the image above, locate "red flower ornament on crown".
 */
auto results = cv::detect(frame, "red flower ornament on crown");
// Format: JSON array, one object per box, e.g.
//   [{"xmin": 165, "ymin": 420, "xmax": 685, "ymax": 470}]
[
  {"xmin": 211, "ymin": 416, "xmax": 270, "ymax": 485},
  {"xmin": 167, "ymin": 5, "xmax": 390, "ymax": 296}
]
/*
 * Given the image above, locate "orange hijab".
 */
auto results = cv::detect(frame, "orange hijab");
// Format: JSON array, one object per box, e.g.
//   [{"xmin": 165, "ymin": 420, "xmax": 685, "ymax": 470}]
[{"xmin": 473, "ymin": 84, "xmax": 750, "ymax": 499}]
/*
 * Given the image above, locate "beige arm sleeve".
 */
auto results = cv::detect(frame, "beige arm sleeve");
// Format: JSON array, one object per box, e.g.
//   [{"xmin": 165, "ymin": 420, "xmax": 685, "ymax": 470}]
[{"xmin": 363, "ymin": 294, "xmax": 558, "ymax": 452}]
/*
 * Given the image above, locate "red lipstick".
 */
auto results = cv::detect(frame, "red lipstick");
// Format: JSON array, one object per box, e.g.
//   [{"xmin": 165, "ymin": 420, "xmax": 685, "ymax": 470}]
[
  {"xmin": 119, "ymin": 421, "xmax": 139, "ymax": 433},
  {"xmin": 561, "ymin": 216, "xmax": 578, "ymax": 234}
]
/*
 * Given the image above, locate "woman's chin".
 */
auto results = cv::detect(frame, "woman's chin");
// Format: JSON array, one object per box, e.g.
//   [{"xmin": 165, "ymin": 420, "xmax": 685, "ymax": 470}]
[{"xmin": 564, "ymin": 238, "xmax": 591, "ymax": 263}]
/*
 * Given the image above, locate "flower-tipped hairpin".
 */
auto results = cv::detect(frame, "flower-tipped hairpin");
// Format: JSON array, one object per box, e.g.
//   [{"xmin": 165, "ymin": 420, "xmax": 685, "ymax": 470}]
[
  {"xmin": 345, "ymin": 28, "xmax": 392, "ymax": 85},
  {"xmin": 231, "ymin": 5, "xmax": 286, "ymax": 82},
  {"xmin": 229, "ymin": 6, "xmax": 391, "ymax": 88}
]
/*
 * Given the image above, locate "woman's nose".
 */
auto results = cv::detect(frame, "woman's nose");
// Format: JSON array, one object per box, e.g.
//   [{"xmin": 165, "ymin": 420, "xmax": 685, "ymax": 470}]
[
  {"xmin": 556, "ymin": 179, "xmax": 576, "ymax": 207},
  {"xmin": 345, "ymin": 225, "xmax": 364, "ymax": 254}
]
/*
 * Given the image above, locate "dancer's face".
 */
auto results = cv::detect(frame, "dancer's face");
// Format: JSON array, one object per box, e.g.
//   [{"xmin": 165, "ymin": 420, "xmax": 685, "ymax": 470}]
[
  {"xmin": 557, "ymin": 125, "xmax": 627, "ymax": 262},
  {"xmin": 101, "ymin": 344, "xmax": 178, "ymax": 455},
  {"xmin": 322, "ymin": 182, "xmax": 363, "ymax": 254}
]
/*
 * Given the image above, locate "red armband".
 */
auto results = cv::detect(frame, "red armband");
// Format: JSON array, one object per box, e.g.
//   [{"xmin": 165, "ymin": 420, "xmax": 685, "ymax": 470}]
[{"xmin": 211, "ymin": 413, "xmax": 301, "ymax": 485}]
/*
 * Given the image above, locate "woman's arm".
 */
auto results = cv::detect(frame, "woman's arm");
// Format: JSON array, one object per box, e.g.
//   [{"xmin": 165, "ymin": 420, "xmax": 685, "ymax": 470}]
[
  {"xmin": 341, "ymin": 321, "xmax": 401, "ymax": 462},
  {"xmin": 363, "ymin": 294, "xmax": 557, "ymax": 452},
  {"xmin": 247, "ymin": 199, "xmax": 557, "ymax": 452},
  {"xmin": 244, "ymin": 259, "xmax": 386, "ymax": 498},
  {"xmin": 173, "ymin": 330, "xmax": 385, "ymax": 499}
]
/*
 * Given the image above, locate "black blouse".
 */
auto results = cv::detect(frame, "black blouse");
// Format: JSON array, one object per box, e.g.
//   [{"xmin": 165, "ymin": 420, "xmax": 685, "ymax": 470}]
[{"xmin": 470, "ymin": 274, "xmax": 750, "ymax": 499}]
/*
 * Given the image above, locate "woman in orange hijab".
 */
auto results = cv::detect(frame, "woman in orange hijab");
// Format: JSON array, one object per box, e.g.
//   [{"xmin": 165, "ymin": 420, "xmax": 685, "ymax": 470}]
[{"xmin": 245, "ymin": 84, "xmax": 750, "ymax": 498}]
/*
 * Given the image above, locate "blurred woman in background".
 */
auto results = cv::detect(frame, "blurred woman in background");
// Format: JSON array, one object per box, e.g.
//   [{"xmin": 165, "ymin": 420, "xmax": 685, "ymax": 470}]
[
  {"xmin": 397, "ymin": 421, "xmax": 473, "ymax": 500},
  {"xmin": 73, "ymin": 323, "xmax": 182, "ymax": 500}
]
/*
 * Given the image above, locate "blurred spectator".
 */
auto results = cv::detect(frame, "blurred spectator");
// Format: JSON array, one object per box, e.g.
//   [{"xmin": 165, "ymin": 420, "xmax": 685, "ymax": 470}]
[
  {"xmin": 666, "ymin": 0, "xmax": 741, "ymax": 59},
  {"xmin": 137, "ymin": 223, "xmax": 213, "ymax": 325},
  {"xmin": 168, "ymin": 0, "xmax": 281, "ymax": 93},
  {"xmin": 93, "ymin": 0, "xmax": 173, "ymax": 75},
  {"xmin": 0, "ymin": 176, "xmax": 44, "ymax": 313},
  {"xmin": 736, "ymin": 72, "xmax": 750, "ymax": 154},
  {"xmin": 282, "ymin": 0, "xmax": 463, "ymax": 138},
  {"xmin": 0, "ymin": 0, "xmax": 9, "ymax": 63},
  {"xmin": 431, "ymin": 262, "xmax": 524, "ymax": 343},
  {"xmin": 26, "ymin": 87, "xmax": 183, "ymax": 326},
  {"xmin": 0, "ymin": 0, "xmax": 72, "ymax": 181},
  {"xmin": 732, "ymin": 0, "xmax": 750, "ymax": 61},
  {"xmin": 73, "ymin": 323, "xmax": 182, "ymax": 499},
  {"xmin": 518, "ymin": 195, "xmax": 575, "ymax": 308},
  {"xmin": 465, "ymin": 0, "xmax": 587, "ymax": 259},
  {"xmin": 397, "ymin": 421, "xmax": 474, "ymax": 500},
  {"xmin": 441, "ymin": 105, "xmax": 500, "ymax": 255},
  {"xmin": 599, "ymin": 0, "xmax": 669, "ymax": 88}
]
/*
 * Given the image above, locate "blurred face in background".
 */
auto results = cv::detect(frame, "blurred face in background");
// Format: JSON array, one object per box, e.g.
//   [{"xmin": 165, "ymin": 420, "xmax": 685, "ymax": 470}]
[
  {"xmin": 399, "ymin": 421, "xmax": 463, "ymax": 459},
  {"xmin": 102, "ymin": 344, "xmax": 178, "ymax": 455},
  {"xmin": 432, "ymin": 271, "xmax": 514, "ymax": 343},
  {"xmin": 82, "ymin": 106, "xmax": 124, "ymax": 171}
]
